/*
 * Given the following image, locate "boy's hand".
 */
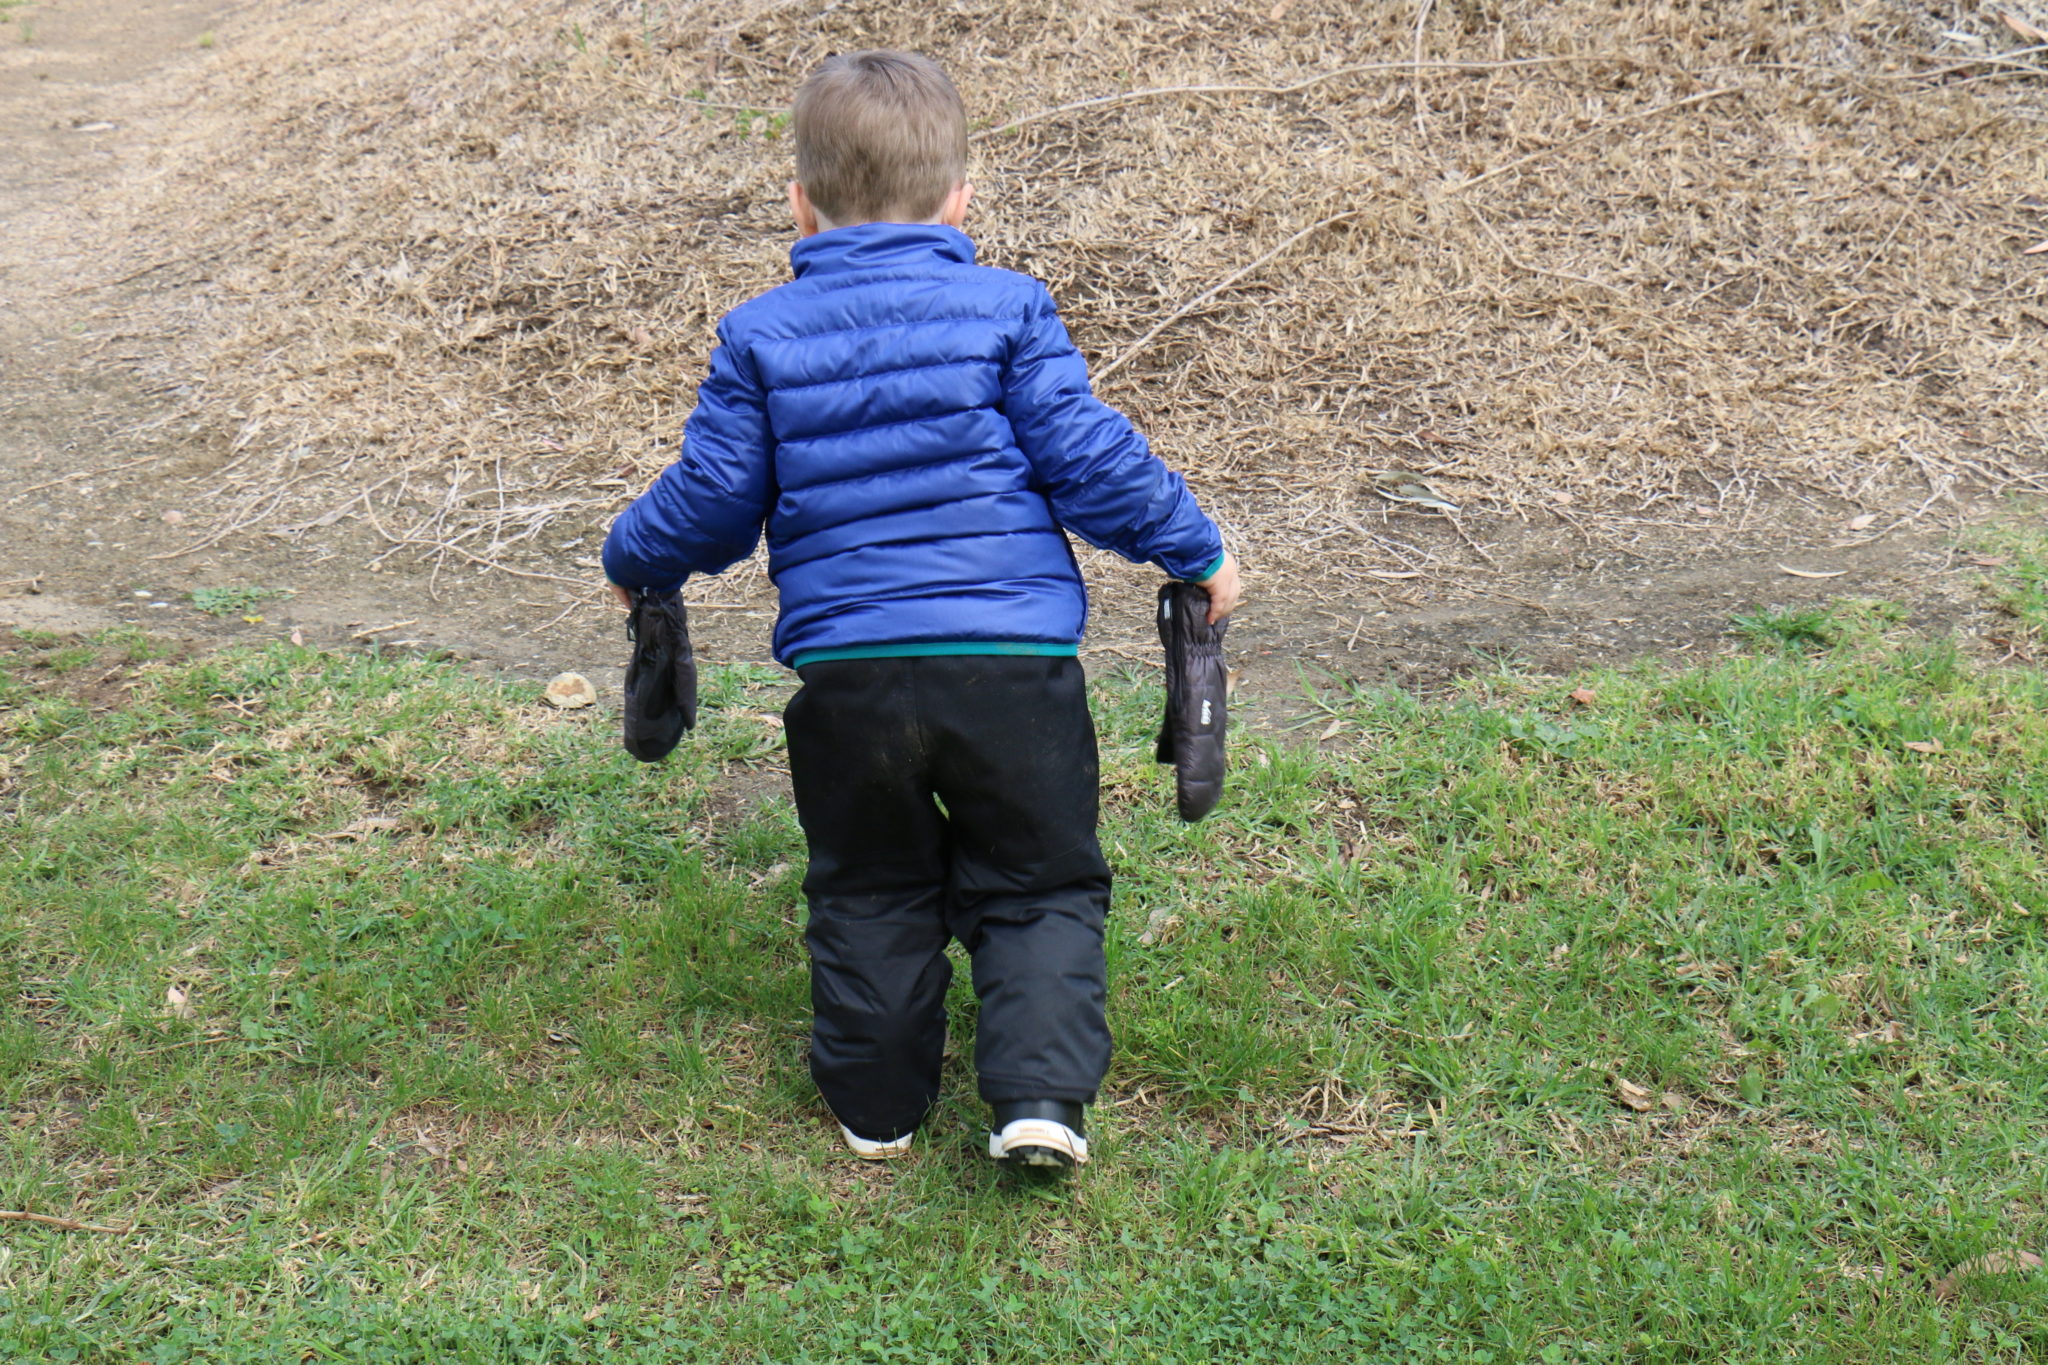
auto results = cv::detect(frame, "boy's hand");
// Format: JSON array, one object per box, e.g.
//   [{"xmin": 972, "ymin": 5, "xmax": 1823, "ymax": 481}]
[
  {"xmin": 1196, "ymin": 552, "xmax": 1240, "ymax": 624},
  {"xmin": 608, "ymin": 581, "xmax": 633, "ymax": 610}
]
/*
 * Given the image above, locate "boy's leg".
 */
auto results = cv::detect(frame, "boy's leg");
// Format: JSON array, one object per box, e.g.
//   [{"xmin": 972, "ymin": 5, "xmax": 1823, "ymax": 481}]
[
  {"xmin": 784, "ymin": 661, "xmax": 952, "ymax": 1141},
  {"xmin": 923, "ymin": 656, "xmax": 1113, "ymax": 1108}
]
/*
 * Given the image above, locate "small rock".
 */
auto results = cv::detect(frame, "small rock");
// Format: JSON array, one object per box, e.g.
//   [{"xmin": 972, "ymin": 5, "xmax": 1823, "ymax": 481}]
[
  {"xmin": 544, "ymin": 672, "xmax": 597, "ymax": 709},
  {"xmin": 162, "ymin": 510, "xmax": 186, "ymax": 525}
]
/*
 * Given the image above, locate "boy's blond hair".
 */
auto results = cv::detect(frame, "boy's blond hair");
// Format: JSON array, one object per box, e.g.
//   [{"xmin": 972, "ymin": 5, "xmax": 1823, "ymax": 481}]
[{"xmin": 792, "ymin": 51, "xmax": 967, "ymax": 225}]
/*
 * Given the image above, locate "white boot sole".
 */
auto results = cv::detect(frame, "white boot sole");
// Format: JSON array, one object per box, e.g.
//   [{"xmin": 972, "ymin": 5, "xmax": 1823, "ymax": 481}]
[
  {"xmin": 840, "ymin": 1124, "xmax": 914, "ymax": 1160},
  {"xmin": 988, "ymin": 1118, "xmax": 1089, "ymax": 1166}
]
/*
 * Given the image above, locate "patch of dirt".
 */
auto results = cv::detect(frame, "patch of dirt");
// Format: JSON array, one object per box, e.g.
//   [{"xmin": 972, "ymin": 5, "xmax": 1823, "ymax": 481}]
[{"xmin": 4, "ymin": 646, "xmax": 155, "ymax": 712}]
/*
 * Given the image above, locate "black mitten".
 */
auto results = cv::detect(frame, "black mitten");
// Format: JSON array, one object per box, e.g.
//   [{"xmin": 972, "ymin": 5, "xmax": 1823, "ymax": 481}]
[
  {"xmin": 622, "ymin": 588, "xmax": 698, "ymax": 762},
  {"xmin": 1155, "ymin": 580, "xmax": 1229, "ymax": 821}
]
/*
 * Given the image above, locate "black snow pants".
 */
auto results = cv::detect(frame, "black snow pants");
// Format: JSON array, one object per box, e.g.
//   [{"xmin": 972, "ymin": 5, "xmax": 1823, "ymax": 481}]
[{"xmin": 783, "ymin": 655, "xmax": 1113, "ymax": 1142}]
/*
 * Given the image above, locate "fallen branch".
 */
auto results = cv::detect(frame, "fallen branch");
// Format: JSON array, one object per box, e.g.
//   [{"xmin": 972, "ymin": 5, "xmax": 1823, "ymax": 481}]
[{"xmin": 0, "ymin": 1209, "xmax": 135, "ymax": 1235}]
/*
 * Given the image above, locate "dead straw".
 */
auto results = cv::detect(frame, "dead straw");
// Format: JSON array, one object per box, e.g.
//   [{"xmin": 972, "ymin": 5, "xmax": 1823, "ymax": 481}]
[{"xmin": 47, "ymin": 0, "xmax": 2048, "ymax": 596}]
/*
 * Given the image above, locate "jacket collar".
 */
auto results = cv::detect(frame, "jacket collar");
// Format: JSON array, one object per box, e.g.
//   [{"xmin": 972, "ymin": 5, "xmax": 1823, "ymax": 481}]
[{"xmin": 789, "ymin": 223, "xmax": 977, "ymax": 279}]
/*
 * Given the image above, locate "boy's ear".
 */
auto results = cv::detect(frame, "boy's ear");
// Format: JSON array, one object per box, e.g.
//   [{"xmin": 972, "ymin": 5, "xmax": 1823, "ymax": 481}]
[
  {"xmin": 789, "ymin": 181, "xmax": 822, "ymax": 238},
  {"xmin": 938, "ymin": 181, "xmax": 974, "ymax": 229}
]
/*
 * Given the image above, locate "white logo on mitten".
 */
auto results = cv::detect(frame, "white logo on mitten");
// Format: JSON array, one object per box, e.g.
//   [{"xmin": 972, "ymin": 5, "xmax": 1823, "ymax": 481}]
[{"xmin": 1200, "ymin": 700, "xmax": 1212, "ymax": 726}]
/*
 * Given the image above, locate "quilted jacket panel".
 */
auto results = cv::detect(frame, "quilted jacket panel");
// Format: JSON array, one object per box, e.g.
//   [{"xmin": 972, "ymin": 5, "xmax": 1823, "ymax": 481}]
[{"xmin": 601, "ymin": 223, "xmax": 1222, "ymax": 665}]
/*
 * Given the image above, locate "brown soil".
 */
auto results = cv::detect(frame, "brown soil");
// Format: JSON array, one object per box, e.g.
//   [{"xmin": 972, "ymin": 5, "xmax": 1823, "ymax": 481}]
[{"xmin": 0, "ymin": 0, "xmax": 2038, "ymax": 717}]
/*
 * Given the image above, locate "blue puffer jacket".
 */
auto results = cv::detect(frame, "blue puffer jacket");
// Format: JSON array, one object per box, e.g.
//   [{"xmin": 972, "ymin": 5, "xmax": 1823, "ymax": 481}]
[{"xmin": 601, "ymin": 223, "xmax": 1224, "ymax": 667}]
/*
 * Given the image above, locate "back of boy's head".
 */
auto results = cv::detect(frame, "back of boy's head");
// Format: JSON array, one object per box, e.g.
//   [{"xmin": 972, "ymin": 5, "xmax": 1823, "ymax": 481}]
[{"xmin": 793, "ymin": 51, "xmax": 967, "ymax": 226}]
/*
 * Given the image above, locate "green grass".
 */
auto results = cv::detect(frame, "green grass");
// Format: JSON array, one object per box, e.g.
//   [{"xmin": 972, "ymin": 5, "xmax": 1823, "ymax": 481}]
[
  {"xmin": 1968, "ymin": 515, "xmax": 2048, "ymax": 660},
  {"xmin": 185, "ymin": 584, "xmax": 291, "ymax": 618},
  {"xmin": 3, "ymin": 551, "xmax": 2047, "ymax": 1361}
]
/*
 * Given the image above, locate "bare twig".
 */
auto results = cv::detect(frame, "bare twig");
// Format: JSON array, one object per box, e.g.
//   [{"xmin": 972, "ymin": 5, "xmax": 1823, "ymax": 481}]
[
  {"xmin": 349, "ymin": 619, "xmax": 419, "ymax": 640},
  {"xmin": 433, "ymin": 543, "xmax": 603, "ymax": 589},
  {"xmin": 526, "ymin": 593, "xmax": 609, "ymax": 635},
  {"xmin": 143, "ymin": 485, "xmax": 294, "ymax": 561},
  {"xmin": 6, "ymin": 454, "xmax": 160, "ymax": 504},
  {"xmin": 1447, "ymin": 515, "xmax": 1501, "ymax": 569},
  {"xmin": 974, "ymin": 54, "xmax": 1656, "ymax": 140},
  {"xmin": 0, "ymin": 1209, "xmax": 135, "ymax": 1235},
  {"xmin": 611, "ymin": 75, "xmax": 791, "ymax": 114},
  {"xmin": 1097, "ymin": 211, "xmax": 1365, "ymax": 383},
  {"xmin": 1900, "ymin": 43, "xmax": 2048, "ymax": 82},
  {"xmin": 1445, "ymin": 86, "xmax": 1744, "ymax": 197},
  {"xmin": 1845, "ymin": 116, "xmax": 2003, "ymax": 284},
  {"xmin": 66, "ymin": 247, "xmax": 231, "ymax": 295},
  {"xmin": 1410, "ymin": 0, "xmax": 1437, "ymax": 132},
  {"xmin": 133, "ymin": 1032, "xmax": 233, "ymax": 1058}
]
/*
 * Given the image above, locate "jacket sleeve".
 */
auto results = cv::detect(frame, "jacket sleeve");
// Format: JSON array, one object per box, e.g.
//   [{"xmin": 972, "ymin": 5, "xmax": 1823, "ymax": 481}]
[
  {"xmin": 602, "ymin": 325, "xmax": 774, "ymax": 590},
  {"xmin": 1001, "ymin": 286, "xmax": 1225, "ymax": 582}
]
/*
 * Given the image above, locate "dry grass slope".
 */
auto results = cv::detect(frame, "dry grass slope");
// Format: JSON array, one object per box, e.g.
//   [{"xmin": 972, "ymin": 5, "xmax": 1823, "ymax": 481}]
[{"xmin": 85, "ymin": 0, "xmax": 2048, "ymax": 583}]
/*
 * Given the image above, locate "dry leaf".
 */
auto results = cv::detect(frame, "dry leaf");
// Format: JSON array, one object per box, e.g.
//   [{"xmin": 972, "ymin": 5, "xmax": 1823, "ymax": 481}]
[
  {"xmin": 1846, "ymin": 513, "xmax": 1877, "ymax": 531},
  {"xmin": 1969, "ymin": 555, "xmax": 2010, "ymax": 568},
  {"xmin": 1933, "ymin": 1249, "xmax": 2044, "ymax": 1302},
  {"xmin": 289, "ymin": 628, "xmax": 305, "ymax": 646},
  {"xmin": 2025, "ymin": 239, "xmax": 2048, "ymax": 256},
  {"xmin": 1317, "ymin": 719, "xmax": 1344, "ymax": 742},
  {"xmin": 1778, "ymin": 565, "xmax": 1848, "ymax": 579},
  {"xmin": 544, "ymin": 672, "xmax": 596, "ymax": 709},
  {"xmin": 1370, "ymin": 473, "xmax": 1461, "ymax": 515},
  {"xmin": 165, "ymin": 984, "xmax": 195, "ymax": 1020},
  {"xmin": 2000, "ymin": 10, "xmax": 2048, "ymax": 43},
  {"xmin": 1904, "ymin": 740, "xmax": 1941, "ymax": 754},
  {"xmin": 1614, "ymin": 1077, "xmax": 1656, "ymax": 1112},
  {"xmin": 1568, "ymin": 687, "xmax": 1597, "ymax": 706}
]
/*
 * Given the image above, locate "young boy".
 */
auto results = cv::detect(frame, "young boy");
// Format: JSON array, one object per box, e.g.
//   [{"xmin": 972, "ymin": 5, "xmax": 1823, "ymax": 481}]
[{"xmin": 602, "ymin": 50, "xmax": 1239, "ymax": 1169}]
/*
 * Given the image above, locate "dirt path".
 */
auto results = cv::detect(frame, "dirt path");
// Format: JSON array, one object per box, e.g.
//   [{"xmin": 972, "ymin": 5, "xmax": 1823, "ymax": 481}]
[{"xmin": 0, "ymin": 3, "xmax": 2030, "ymax": 712}]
